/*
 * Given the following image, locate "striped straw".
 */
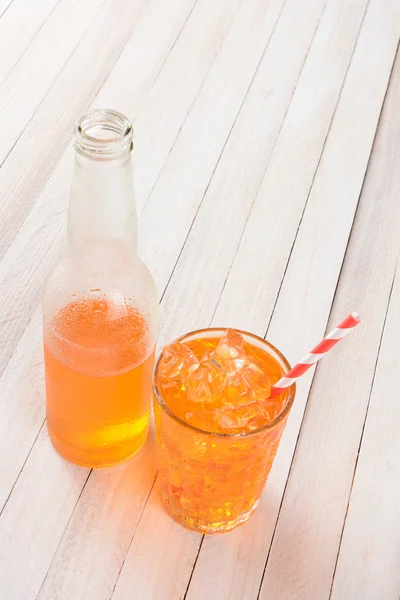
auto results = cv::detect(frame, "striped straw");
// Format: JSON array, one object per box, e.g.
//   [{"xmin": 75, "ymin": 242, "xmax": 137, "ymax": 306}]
[{"xmin": 269, "ymin": 312, "xmax": 360, "ymax": 399}]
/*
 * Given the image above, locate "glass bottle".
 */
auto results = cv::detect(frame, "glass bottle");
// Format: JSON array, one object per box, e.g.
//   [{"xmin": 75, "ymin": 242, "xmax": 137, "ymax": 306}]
[{"xmin": 42, "ymin": 109, "xmax": 158, "ymax": 468}]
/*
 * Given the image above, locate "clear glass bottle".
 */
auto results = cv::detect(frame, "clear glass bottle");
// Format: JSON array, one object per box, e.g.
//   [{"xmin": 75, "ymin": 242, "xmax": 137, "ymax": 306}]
[{"xmin": 43, "ymin": 109, "xmax": 158, "ymax": 468}]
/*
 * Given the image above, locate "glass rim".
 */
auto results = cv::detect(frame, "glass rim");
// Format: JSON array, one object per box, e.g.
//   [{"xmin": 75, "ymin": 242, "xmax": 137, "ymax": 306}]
[
  {"xmin": 152, "ymin": 327, "xmax": 296, "ymax": 439},
  {"xmin": 74, "ymin": 108, "xmax": 133, "ymax": 158}
]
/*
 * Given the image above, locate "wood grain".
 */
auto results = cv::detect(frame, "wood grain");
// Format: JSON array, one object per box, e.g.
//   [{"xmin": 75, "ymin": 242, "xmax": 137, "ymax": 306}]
[
  {"xmin": 0, "ymin": 0, "xmax": 196, "ymax": 372},
  {"xmin": 331, "ymin": 265, "xmax": 400, "ymax": 600},
  {"xmin": 0, "ymin": 309, "xmax": 44, "ymax": 510},
  {"xmin": 104, "ymin": 0, "xmax": 244, "ymax": 208},
  {"xmin": 0, "ymin": 0, "xmax": 105, "ymax": 164},
  {"xmin": 329, "ymin": 52, "xmax": 400, "ymax": 600},
  {"xmin": 145, "ymin": 0, "xmax": 328, "ymax": 330},
  {"xmin": 260, "ymin": 30, "xmax": 400, "ymax": 600},
  {"xmin": 0, "ymin": 0, "xmax": 61, "ymax": 84},
  {"xmin": 0, "ymin": 0, "xmax": 150, "ymax": 260},
  {"xmin": 37, "ymin": 441, "xmax": 158, "ymax": 600}
]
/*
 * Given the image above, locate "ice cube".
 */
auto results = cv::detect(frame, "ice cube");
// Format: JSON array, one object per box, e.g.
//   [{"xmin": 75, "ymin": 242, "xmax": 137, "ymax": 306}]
[
  {"xmin": 243, "ymin": 362, "xmax": 272, "ymax": 401},
  {"xmin": 216, "ymin": 402, "xmax": 267, "ymax": 433},
  {"xmin": 210, "ymin": 328, "xmax": 247, "ymax": 373},
  {"xmin": 220, "ymin": 370, "xmax": 253, "ymax": 407},
  {"xmin": 159, "ymin": 341, "xmax": 200, "ymax": 383},
  {"xmin": 187, "ymin": 367, "xmax": 214, "ymax": 404},
  {"xmin": 186, "ymin": 352, "xmax": 226, "ymax": 405},
  {"xmin": 257, "ymin": 399, "xmax": 281, "ymax": 423}
]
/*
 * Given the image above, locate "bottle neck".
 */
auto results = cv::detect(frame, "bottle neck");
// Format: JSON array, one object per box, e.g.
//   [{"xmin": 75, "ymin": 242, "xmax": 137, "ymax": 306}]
[{"xmin": 67, "ymin": 109, "xmax": 137, "ymax": 268}]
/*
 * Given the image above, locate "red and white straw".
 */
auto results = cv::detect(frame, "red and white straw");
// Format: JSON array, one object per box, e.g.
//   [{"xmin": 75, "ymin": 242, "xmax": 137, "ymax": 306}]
[{"xmin": 269, "ymin": 312, "xmax": 360, "ymax": 399}]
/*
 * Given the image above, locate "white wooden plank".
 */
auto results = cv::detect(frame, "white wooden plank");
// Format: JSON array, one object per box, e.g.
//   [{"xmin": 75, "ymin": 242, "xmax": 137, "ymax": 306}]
[
  {"xmin": 0, "ymin": 0, "xmax": 197, "ymax": 370},
  {"xmin": 331, "ymin": 253, "xmax": 400, "ymax": 599},
  {"xmin": 0, "ymin": 0, "xmax": 150, "ymax": 259},
  {"xmin": 183, "ymin": 1, "xmax": 400, "ymax": 598},
  {"xmin": 0, "ymin": 0, "xmax": 106, "ymax": 164},
  {"xmin": 0, "ymin": 426, "xmax": 88, "ymax": 600},
  {"xmin": 156, "ymin": 0, "xmax": 366, "ymax": 348},
  {"xmin": 0, "ymin": 0, "xmax": 238, "ymax": 257},
  {"xmin": 0, "ymin": 0, "xmax": 60, "ymax": 84},
  {"xmin": 90, "ymin": 0, "xmax": 198, "ymax": 124},
  {"xmin": 112, "ymin": 491, "xmax": 202, "ymax": 600},
  {"xmin": 35, "ymin": 440, "xmax": 157, "ymax": 600},
  {"xmin": 140, "ymin": 0, "xmax": 328, "ymax": 321},
  {"xmin": 93, "ymin": 0, "xmax": 243, "ymax": 209},
  {"xmin": 0, "ymin": 309, "xmax": 44, "ymax": 509},
  {"xmin": 259, "ymin": 38, "xmax": 400, "ymax": 600},
  {"xmin": 0, "ymin": 0, "xmax": 13, "ymax": 17}
]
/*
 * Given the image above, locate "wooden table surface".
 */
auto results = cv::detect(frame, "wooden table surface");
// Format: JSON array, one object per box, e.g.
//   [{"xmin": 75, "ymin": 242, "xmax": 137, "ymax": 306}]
[{"xmin": 1, "ymin": 0, "xmax": 400, "ymax": 598}]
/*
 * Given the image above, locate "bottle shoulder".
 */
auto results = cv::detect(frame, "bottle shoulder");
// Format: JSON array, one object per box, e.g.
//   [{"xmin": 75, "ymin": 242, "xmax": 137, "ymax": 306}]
[
  {"xmin": 44, "ymin": 254, "xmax": 156, "ymax": 287},
  {"xmin": 43, "ymin": 255, "xmax": 159, "ymax": 325}
]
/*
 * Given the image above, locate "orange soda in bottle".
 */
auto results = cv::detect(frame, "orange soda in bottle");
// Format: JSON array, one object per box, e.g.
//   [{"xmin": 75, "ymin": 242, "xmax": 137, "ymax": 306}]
[{"xmin": 42, "ymin": 110, "xmax": 158, "ymax": 467}]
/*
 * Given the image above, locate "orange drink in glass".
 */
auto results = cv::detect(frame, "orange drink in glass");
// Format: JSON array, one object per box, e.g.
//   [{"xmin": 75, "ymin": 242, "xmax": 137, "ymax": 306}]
[{"xmin": 153, "ymin": 328, "xmax": 295, "ymax": 533}]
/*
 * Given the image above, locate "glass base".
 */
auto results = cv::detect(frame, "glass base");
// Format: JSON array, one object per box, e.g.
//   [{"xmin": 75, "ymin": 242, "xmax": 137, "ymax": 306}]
[
  {"xmin": 47, "ymin": 424, "xmax": 149, "ymax": 468},
  {"xmin": 160, "ymin": 492, "xmax": 259, "ymax": 534}
]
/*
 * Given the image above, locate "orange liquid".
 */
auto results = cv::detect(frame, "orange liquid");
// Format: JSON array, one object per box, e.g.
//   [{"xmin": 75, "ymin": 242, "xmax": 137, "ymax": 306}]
[
  {"xmin": 45, "ymin": 297, "xmax": 154, "ymax": 467},
  {"xmin": 155, "ymin": 335, "xmax": 292, "ymax": 533}
]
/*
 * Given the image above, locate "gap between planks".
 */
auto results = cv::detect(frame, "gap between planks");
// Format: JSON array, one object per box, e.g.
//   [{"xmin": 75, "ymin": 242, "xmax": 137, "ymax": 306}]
[{"xmin": 257, "ymin": 30, "xmax": 400, "ymax": 600}]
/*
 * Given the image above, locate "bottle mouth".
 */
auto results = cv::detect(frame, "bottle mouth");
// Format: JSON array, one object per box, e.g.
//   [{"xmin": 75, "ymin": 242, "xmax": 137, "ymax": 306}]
[{"xmin": 74, "ymin": 109, "xmax": 133, "ymax": 159}]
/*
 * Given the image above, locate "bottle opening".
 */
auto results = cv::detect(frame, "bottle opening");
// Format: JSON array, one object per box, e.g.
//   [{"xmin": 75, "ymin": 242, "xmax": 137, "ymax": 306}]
[{"xmin": 75, "ymin": 109, "xmax": 133, "ymax": 159}]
